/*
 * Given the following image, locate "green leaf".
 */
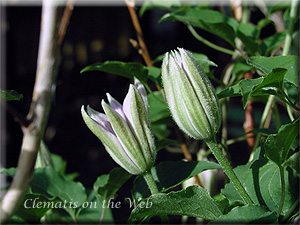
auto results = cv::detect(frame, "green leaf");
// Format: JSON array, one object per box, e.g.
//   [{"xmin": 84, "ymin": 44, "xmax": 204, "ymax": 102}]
[
  {"xmin": 268, "ymin": 2, "xmax": 290, "ymax": 15},
  {"xmin": 192, "ymin": 52, "xmax": 218, "ymax": 73},
  {"xmin": 76, "ymin": 191, "xmax": 114, "ymax": 223},
  {"xmin": 260, "ymin": 31, "xmax": 287, "ymax": 56},
  {"xmin": 15, "ymin": 194, "xmax": 56, "ymax": 223},
  {"xmin": 218, "ymin": 68, "xmax": 297, "ymax": 110},
  {"xmin": 231, "ymin": 60, "xmax": 253, "ymax": 78},
  {"xmin": 0, "ymin": 90, "xmax": 23, "ymax": 101},
  {"xmin": 132, "ymin": 161, "xmax": 221, "ymax": 200},
  {"xmin": 247, "ymin": 55, "xmax": 299, "ymax": 88},
  {"xmin": 31, "ymin": 168, "xmax": 87, "ymax": 217},
  {"xmin": 160, "ymin": 8, "xmax": 239, "ymax": 46},
  {"xmin": 155, "ymin": 138, "xmax": 179, "ymax": 151},
  {"xmin": 221, "ymin": 153, "xmax": 299, "ymax": 216},
  {"xmin": 237, "ymin": 23, "xmax": 259, "ymax": 55},
  {"xmin": 139, "ymin": 0, "xmax": 181, "ymax": 17},
  {"xmin": 210, "ymin": 205, "xmax": 277, "ymax": 224},
  {"xmin": 263, "ymin": 117, "xmax": 300, "ymax": 166},
  {"xmin": 93, "ymin": 167, "xmax": 132, "ymax": 206},
  {"xmin": 257, "ymin": 18, "xmax": 273, "ymax": 32},
  {"xmin": 35, "ymin": 141, "xmax": 54, "ymax": 169},
  {"xmin": 51, "ymin": 153, "xmax": 67, "ymax": 173},
  {"xmin": 284, "ymin": 152, "xmax": 300, "ymax": 176},
  {"xmin": 251, "ymin": 68, "xmax": 286, "ymax": 93},
  {"xmin": 0, "ymin": 167, "xmax": 16, "ymax": 177},
  {"xmin": 148, "ymin": 91, "xmax": 170, "ymax": 123},
  {"xmin": 81, "ymin": 61, "xmax": 148, "ymax": 83},
  {"xmin": 217, "ymin": 83, "xmax": 241, "ymax": 99},
  {"xmin": 146, "ymin": 66, "xmax": 162, "ymax": 86},
  {"xmin": 8, "ymin": 215, "xmax": 25, "ymax": 224},
  {"xmin": 151, "ymin": 123, "xmax": 171, "ymax": 139},
  {"xmin": 130, "ymin": 186, "xmax": 224, "ymax": 222},
  {"xmin": 50, "ymin": 153, "xmax": 79, "ymax": 181},
  {"xmin": 239, "ymin": 78, "xmax": 263, "ymax": 108},
  {"xmin": 250, "ymin": 68, "xmax": 298, "ymax": 109}
]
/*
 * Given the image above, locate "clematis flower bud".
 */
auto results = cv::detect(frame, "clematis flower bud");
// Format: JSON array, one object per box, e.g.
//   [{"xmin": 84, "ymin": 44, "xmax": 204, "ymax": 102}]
[
  {"xmin": 81, "ymin": 78, "xmax": 156, "ymax": 175},
  {"xmin": 162, "ymin": 48, "xmax": 221, "ymax": 140}
]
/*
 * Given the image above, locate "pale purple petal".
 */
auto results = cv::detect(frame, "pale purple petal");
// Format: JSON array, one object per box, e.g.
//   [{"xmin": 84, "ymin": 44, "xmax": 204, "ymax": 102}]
[
  {"xmin": 87, "ymin": 105, "xmax": 114, "ymax": 134},
  {"xmin": 106, "ymin": 93, "xmax": 127, "ymax": 121},
  {"xmin": 122, "ymin": 85, "xmax": 134, "ymax": 126}
]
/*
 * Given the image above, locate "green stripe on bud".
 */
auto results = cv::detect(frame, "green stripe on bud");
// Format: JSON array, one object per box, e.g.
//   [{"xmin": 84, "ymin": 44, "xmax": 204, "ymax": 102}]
[
  {"xmin": 162, "ymin": 48, "xmax": 221, "ymax": 140},
  {"xmin": 81, "ymin": 78, "xmax": 156, "ymax": 175}
]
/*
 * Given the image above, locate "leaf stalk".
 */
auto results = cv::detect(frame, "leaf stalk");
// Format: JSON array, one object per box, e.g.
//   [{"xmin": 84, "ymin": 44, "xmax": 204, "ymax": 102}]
[{"xmin": 188, "ymin": 25, "xmax": 235, "ymax": 56}]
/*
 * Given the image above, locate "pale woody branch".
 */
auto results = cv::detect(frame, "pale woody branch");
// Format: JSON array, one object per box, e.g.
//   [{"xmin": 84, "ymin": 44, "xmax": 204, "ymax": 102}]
[{"xmin": 0, "ymin": 1, "xmax": 61, "ymax": 223}]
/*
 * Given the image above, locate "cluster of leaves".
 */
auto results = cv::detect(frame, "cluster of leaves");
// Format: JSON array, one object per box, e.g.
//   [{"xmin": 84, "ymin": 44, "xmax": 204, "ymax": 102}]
[
  {"xmin": 0, "ymin": 90, "xmax": 23, "ymax": 101},
  {"xmin": 1, "ymin": 150, "xmax": 113, "ymax": 223},
  {"xmin": 1, "ymin": 0, "xmax": 299, "ymax": 224}
]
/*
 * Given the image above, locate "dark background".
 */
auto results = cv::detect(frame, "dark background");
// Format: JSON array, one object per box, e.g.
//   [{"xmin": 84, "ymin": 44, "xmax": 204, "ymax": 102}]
[{"xmin": 2, "ymin": 4, "xmax": 286, "ymax": 222}]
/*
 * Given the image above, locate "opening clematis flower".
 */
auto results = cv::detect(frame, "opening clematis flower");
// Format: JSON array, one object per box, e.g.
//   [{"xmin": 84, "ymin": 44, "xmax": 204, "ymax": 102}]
[
  {"xmin": 81, "ymin": 78, "xmax": 156, "ymax": 175},
  {"xmin": 162, "ymin": 48, "xmax": 222, "ymax": 141}
]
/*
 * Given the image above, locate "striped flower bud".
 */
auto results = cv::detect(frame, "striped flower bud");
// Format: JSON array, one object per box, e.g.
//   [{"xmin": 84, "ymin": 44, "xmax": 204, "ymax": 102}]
[
  {"xmin": 162, "ymin": 48, "xmax": 221, "ymax": 140},
  {"xmin": 81, "ymin": 78, "xmax": 156, "ymax": 175}
]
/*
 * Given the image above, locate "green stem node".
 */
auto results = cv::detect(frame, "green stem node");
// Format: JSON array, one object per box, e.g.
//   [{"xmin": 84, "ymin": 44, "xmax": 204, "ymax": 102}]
[{"xmin": 205, "ymin": 137, "xmax": 254, "ymax": 205}]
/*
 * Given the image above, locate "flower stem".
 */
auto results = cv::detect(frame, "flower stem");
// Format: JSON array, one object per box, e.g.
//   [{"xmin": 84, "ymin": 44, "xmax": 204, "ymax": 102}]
[
  {"xmin": 143, "ymin": 170, "xmax": 159, "ymax": 194},
  {"xmin": 143, "ymin": 171, "xmax": 169, "ymax": 223},
  {"xmin": 205, "ymin": 137, "xmax": 254, "ymax": 205}
]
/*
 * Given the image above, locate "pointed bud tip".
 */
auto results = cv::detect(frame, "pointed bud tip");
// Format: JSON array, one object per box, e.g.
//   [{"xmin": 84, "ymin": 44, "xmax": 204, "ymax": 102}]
[
  {"xmin": 81, "ymin": 105, "xmax": 86, "ymax": 115},
  {"xmin": 106, "ymin": 93, "xmax": 113, "ymax": 101},
  {"xmin": 101, "ymin": 99, "xmax": 108, "ymax": 108}
]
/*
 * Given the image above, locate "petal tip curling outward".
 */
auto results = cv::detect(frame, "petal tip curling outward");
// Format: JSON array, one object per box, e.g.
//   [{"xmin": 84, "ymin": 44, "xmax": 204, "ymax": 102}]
[
  {"xmin": 81, "ymin": 106, "xmax": 144, "ymax": 175},
  {"xmin": 81, "ymin": 105, "xmax": 110, "ymax": 140},
  {"xmin": 133, "ymin": 78, "xmax": 146, "ymax": 98},
  {"xmin": 106, "ymin": 93, "xmax": 127, "ymax": 121}
]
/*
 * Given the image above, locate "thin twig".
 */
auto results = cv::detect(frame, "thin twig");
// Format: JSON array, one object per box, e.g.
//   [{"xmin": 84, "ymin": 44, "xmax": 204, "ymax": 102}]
[
  {"xmin": 125, "ymin": 0, "xmax": 161, "ymax": 93},
  {"xmin": 125, "ymin": 0, "xmax": 153, "ymax": 67},
  {"xmin": 0, "ymin": 1, "xmax": 62, "ymax": 223},
  {"xmin": 2, "ymin": 0, "xmax": 73, "ymax": 129},
  {"xmin": 1, "ymin": 101, "xmax": 30, "ymax": 127},
  {"xmin": 230, "ymin": 0, "xmax": 242, "ymax": 22},
  {"xmin": 58, "ymin": 0, "xmax": 74, "ymax": 44}
]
